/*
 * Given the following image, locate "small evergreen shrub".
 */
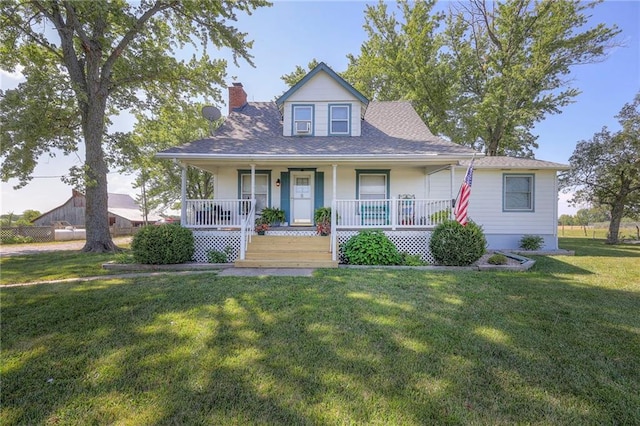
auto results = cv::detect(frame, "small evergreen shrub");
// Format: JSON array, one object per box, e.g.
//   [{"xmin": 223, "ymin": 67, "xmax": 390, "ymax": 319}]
[
  {"xmin": 487, "ymin": 253, "xmax": 508, "ymax": 265},
  {"xmin": 429, "ymin": 220, "xmax": 487, "ymax": 266},
  {"xmin": 519, "ymin": 235, "xmax": 544, "ymax": 251},
  {"xmin": 207, "ymin": 246, "xmax": 233, "ymax": 263},
  {"xmin": 131, "ymin": 224, "xmax": 194, "ymax": 264},
  {"xmin": 341, "ymin": 230, "xmax": 401, "ymax": 265}
]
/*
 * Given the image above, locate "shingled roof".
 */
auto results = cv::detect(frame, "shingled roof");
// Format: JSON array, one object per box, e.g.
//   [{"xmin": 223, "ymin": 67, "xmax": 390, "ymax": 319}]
[
  {"xmin": 157, "ymin": 101, "xmax": 477, "ymax": 160},
  {"xmin": 458, "ymin": 156, "xmax": 569, "ymax": 170}
]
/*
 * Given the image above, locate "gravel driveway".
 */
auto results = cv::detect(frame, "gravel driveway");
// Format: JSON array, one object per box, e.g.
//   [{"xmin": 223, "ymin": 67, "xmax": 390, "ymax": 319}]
[{"xmin": 0, "ymin": 237, "xmax": 132, "ymax": 257}]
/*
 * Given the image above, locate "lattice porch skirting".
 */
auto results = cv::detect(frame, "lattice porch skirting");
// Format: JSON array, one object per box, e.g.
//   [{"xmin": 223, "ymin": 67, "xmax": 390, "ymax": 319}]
[
  {"xmin": 336, "ymin": 230, "xmax": 436, "ymax": 264},
  {"xmin": 192, "ymin": 229, "xmax": 435, "ymax": 264}
]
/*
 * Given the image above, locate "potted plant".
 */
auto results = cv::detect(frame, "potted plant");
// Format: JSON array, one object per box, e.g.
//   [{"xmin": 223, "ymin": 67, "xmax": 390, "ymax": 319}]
[
  {"xmin": 316, "ymin": 220, "xmax": 331, "ymax": 236},
  {"xmin": 260, "ymin": 207, "xmax": 286, "ymax": 226},
  {"xmin": 314, "ymin": 206, "xmax": 332, "ymax": 224},
  {"xmin": 314, "ymin": 207, "xmax": 335, "ymax": 236},
  {"xmin": 255, "ymin": 217, "xmax": 270, "ymax": 235}
]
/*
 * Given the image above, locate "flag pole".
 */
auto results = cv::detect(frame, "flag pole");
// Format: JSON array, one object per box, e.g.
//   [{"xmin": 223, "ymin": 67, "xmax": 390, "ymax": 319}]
[{"xmin": 454, "ymin": 153, "xmax": 476, "ymax": 208}]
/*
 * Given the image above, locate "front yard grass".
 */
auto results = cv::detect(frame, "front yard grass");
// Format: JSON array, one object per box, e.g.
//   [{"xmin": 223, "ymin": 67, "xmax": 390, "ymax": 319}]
[
  {"xmin": 0, "ymin": 250, "xmax": 127, "ymax": 285},
  {"xmin": 1, "ymin": 238, "xmax": 639, "ymax": 424}
]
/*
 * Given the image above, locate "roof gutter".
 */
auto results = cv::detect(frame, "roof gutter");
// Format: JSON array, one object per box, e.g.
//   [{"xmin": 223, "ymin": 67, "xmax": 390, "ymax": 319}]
[{"xmin": 155, "ymin": 152, "xmax": 477, "ymax": 163}]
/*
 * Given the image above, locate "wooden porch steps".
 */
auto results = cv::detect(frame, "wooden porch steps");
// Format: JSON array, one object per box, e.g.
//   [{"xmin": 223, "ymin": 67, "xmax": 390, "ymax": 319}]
[{"xmin": 235, "ymin": 235, "xmax": 338, "ymax": 268}]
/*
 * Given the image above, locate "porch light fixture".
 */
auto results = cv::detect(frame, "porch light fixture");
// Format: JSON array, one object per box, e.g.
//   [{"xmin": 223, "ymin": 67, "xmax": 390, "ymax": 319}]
[{"xmin": 276, "ymin": 179, "xmax": 281, "ymax": 187}]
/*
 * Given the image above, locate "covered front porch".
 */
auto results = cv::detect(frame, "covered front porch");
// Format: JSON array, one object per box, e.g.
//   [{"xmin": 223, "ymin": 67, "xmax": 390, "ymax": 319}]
[
  {"xmin": 183, "ymin": 197, "xmax": 453, "ymax": 265},
  {"xmin": 175, "ymin": 161, "xmax": 460, "ymax": 265}
]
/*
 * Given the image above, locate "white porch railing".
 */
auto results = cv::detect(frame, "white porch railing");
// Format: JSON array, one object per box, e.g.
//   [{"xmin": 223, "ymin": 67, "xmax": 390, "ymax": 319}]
[
  {"xmin": 330, "ymin": 198, "xmax": 453, "ymax": 261},
  {"xmin": 332, "ymin": 198, "xmax": 453, "ymax": 230},
  {"xmin": 239, "ymin": 199, "xmax": 256, "ymax": 260},
  {"xmin": 184, "ymin": 199, "xmax": 253, "ymax": 228}
]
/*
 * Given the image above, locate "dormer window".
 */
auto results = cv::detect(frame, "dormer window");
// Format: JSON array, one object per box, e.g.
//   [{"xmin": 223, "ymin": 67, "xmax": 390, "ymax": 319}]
[
  {"xmin": 293, "ymin": 105, "xmax": 313, "ymax": 136},
  {"xmin": 329, "ymin": 104, "xmax": 351, "ymax": 135}
]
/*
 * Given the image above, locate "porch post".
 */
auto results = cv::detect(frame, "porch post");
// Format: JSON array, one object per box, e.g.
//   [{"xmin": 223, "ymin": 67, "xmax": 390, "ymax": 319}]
[
  {"xmin": 450, "ymin": 164, "xmax": 456, "ymax": 219},
  {"xmin": 332, "ymin": 164, "xmax": 337, "ymax": 201},
  {"xmin": 180, "ymin": 162, "xmax": 187, "ymax": 226},
  {"xmin": 250, "ymin": 164, "xmax": 256, "ymax": 202},
  {"xmin": 331, "ymin": 164, "xmax": 337, "ymax": 260}
]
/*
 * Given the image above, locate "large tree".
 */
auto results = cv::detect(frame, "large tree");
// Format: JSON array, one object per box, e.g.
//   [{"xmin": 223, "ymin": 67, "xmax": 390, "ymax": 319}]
[
  {"xmin": 560, "ymin": 93, "xmax": 640, "ymax": 244},
  {"xmin": 343, "ymin": 0, "xmax": 452, "ymax": 138},
  {"xmin": 0, "ymin": 0, "xmax": 268, "ymax": 252},
  {"xmin": 128, "ymin": 101, "xmax": 219, "ymax": 216},
  {"xmin": 345, "ymin": 0, "xmax": 619, "ymax": 156}
]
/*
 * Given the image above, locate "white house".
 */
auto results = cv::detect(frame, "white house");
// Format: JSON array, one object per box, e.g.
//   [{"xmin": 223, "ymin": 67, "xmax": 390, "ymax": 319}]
[{"xmin": 157, "ymin": 62, "xmax": 568, "ymax": 267}]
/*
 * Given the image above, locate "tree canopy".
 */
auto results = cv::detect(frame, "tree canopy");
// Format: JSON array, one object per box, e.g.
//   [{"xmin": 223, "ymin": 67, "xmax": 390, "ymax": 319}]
[
  {"xmin": 344, "ymin": 0, "xmax": 620, "ymax": 156},
  {"xmin": 560, "ymin": 93, "xmax": 640, "ymax": 244},
  {"xmin": 128, "ymin": 101, "xmax": 219, "ymax": 216},
  {"xmin": 0, "ymin": 0, "xmax": 269, "ymax": 252}
]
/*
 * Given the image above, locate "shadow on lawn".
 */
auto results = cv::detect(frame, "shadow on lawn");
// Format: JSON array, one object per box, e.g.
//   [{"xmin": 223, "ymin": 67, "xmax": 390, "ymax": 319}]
[
  {"xmin": 560, "ymin": 237, "xmax": 640, "ymax": 258},
  {"xmin": 2, "ymin": 265, "xmax": 639, "ymax": 424}
]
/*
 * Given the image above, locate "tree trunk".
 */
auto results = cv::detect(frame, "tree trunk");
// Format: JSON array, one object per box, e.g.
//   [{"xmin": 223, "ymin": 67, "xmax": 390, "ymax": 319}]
[
  {"xmin": 606, "ymin": 200, "xmax": 625, "ymax": 245},
  {"xmin": 81, "ymin": 94, "xmax": 119, "ymax": 253}
]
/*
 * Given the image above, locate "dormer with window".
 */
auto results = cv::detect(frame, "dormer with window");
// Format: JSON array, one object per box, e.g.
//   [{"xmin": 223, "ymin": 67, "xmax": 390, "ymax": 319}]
[{"xmin": 276, "ymin": 62, "xmax": 368, "ymax": 137}]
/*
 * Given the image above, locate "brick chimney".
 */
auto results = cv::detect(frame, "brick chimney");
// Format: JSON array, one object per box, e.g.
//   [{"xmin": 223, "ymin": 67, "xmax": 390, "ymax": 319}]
[{"xmin": 228, "ymin": 82, "xmax": 247, "ymax": 114}]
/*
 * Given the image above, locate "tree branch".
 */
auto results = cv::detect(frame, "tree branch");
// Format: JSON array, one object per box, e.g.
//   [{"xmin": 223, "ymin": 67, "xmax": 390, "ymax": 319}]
[
  {"xmin": 30, "ymin": 1, "xmax": 86, "ymax": 95},
  {"xmin": 102, "ymin": 0, "xmax": 175, "ymax": 83},
  {"xmin": 7, "ymin": 2, "xmax": 64, "ymax": 61},
  {"xmin": 62, "ymin": 1, "xmax": 91, "ymax": 50}
]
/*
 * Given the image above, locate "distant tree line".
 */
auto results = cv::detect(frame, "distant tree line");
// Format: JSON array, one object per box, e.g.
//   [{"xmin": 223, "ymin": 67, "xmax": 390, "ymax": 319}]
[
  {"xmin": 558, "ymin": 206, "xmax": 639, "ymax": 239},
  {"xmin": 0, "ymin": 210, "xmax": 41, "ymax": 227}
]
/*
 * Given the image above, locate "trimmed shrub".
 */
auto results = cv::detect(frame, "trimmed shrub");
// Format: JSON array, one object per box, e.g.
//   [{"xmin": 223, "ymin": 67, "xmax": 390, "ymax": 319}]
[
  {"xmin": 341, "ymin": 230, "xmax": 401, "ymax": 265},
  {"xmin": 519, "ymin": 235, "xmax": 544, "ymax": 251},
  {"xmin": 131, "ymin": 224, "xmax": 194, "ymax": 264},
  {"xmin": 429, "ymin": 220, "xmax": 487, "ymax": 266},
  {"xmin": 487, "ymin": 253, "xmax": 508, "ymax": 265}
]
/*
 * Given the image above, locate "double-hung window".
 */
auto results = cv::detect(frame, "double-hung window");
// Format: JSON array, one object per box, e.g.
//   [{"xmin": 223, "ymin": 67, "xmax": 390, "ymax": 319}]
[
  {"xmin": 356, "ymin": 170, "xmax": 389, "ymax": 200},
  {"xmin": 503, "ymin": 174, "xmax": 534, "ymax": 211},
  {"xmin": 356, "ymin": 170, "xmax": 390, "ymax": 225},
  {"xmin": 329, "ymin": 104, "xmax": 350, "ymax": 135},
  {"xmin": 241, "ymin": 173, "xmax": 269, "ymax": 212},
  {"xmin": 293, "ymin": 105, "xmax": 313, "ymax": 135}
]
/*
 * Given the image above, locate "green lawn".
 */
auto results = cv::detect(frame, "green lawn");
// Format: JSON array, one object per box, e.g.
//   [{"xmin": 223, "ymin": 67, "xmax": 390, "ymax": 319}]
[
  {"xmin": 0, "ymin": 250, "xmax": 128, "ymax": 285},
  {"xmin": 1, "ymin": 238, "xmax": 639, "ymax": 425}
]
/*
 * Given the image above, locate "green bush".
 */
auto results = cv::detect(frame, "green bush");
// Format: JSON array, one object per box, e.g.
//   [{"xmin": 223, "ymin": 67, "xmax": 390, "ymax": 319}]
[
  {"xmin": 206, "ymin": 246, "xmax": 233, "ymax": 263},
  {"xmin": 131, "ymin": 224, "xmax": 194, "ymax": 264},
  {"xmin": 487, "ymin": 253, "xmax": 508, "ymax": 265},
  {"xmin": 429, "ymin": 220, "xmax": 487, "ymax": 266},
  {"xmin": 429, "ymin": 210, "xmax": 451, "ymax": 224},
  {"xmin": 519, "ymin": 235, "xmax": 544, "ymax": 250},
  {"xmin": 400, "ymin": 252, "xmax": 428, "ymax": 266},
  {"xmin": 341, "ymin": 230, "xmax": 401, "ymax": 265},
  {"xmin": 0, "ymin": 235, "xmax": 34, "ymax": 244}
]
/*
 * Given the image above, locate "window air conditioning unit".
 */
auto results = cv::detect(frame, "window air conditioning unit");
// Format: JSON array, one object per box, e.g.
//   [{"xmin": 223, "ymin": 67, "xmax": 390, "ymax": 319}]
[{"xmin": 295, "ymin": 121, "xmax": 311, "ymax": 134}]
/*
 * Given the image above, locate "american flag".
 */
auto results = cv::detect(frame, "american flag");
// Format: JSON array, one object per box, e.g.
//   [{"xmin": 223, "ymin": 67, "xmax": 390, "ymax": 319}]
[{"xmin": 454, "ymin": 158, "xmax": 475, "ymax": 226}]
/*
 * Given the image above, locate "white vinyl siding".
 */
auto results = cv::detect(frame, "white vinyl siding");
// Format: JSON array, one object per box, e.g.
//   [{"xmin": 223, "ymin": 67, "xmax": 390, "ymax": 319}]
[{"xmin": 281, "ymin": 72, "xmax": 362, "ymax": 136}]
